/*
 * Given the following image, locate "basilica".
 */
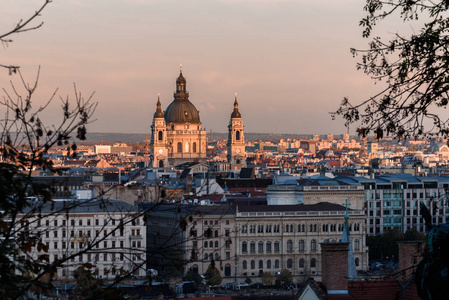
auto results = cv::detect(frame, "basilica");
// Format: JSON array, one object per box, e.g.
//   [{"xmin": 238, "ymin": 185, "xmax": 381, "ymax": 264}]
[{"xmin": 150, "ymin": 67, "xmax": 246, "ymax": 168}]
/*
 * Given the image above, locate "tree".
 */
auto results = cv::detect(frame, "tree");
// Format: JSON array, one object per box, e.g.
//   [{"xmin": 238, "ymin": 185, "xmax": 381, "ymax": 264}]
[
  {"xmin": 333, "ymin": 0, "xmax": 449, "ymax": 140},
  {"xmin": 1, "ymin": 1, "xmax": 51, "ymax": 74},
  {"xmin": 261, "ymin": 272, "xmax": 274, "ymax": 285},
  {"xmin": 244, "ymin": 276, "xmax": 252, "ymax": 284},
  {"xmin": 184, "ymin": 269, "xmax": 203, "ymax": 286},
  {"xmin": 404, "ymin": 227, "xmax": 426, "ymax": 241},
  {"xmin": 204, "ymin": 261, "xmax": 222, "ymax": 286},
  {"xmin": 367, "ymin": 228, "xmax": 405, "ymax": 262},
  {"xmin": 277, "ymin": 269, "xmax": 293, "ymax": 284}
]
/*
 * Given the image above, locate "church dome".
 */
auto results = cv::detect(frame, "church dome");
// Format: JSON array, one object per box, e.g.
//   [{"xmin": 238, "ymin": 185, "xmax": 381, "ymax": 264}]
[
  {"xmin": 165, "ymin": 67, "xmax": 201, "ymax": 124},
  {"xmin": 165, "ymin": 99, "xmax": 200, "ymax": 124}
]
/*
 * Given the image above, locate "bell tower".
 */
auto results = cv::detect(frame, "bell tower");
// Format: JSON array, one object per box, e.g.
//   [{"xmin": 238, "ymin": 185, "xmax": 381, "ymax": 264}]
[
  {"xmin": 151, "ymin": 94, "xmax": 168, "ymax": 168},
  {"xmin": 227, "ymin": 93, "xmax": 246, "ymax": 166}
]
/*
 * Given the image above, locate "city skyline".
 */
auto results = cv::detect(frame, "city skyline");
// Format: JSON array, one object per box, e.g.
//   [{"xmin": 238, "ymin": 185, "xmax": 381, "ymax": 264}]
[{"xmin": 2, "ymin": 0, "xmax": 406, "ymax": 135}]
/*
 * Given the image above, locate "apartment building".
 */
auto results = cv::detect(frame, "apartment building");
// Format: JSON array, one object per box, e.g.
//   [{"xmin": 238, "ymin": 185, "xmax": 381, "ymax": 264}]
[
  {"xmin": 18, "ymin": 198, "xmax": 146, "ymax": 280},
  {"xmin": 340, "ymin": 174, "xmax": 449, "ymax": 235}
]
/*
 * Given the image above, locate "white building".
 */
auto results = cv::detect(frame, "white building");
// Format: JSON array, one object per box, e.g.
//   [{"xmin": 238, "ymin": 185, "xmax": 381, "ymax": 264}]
[{"xmin": 18, "ymin": 198, "xmax": 146, "ymax": 280}]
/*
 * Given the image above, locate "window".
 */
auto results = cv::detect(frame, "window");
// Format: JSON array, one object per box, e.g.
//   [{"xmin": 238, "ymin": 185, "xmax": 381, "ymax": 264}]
[
  {"xmin": 158, "ymin": 131, "xmax": 163, "ymax": 141},
  {"xmin": 209, "ymin": 241, "xmax": 213, "ymax": 248},
  {"xmin": 177, "ymin": 142, "xmax": 182, "ymax": 153},
  {"xmin": 242, "ymin": 242, "xmax": 247, "ymax": 253},
  {"xmin": 225, "ymin": 229, "xmax": 230, "ymax": 237},
  {"xmin": 299, "ymin": 258, "xmax": 304, "ymax": 268},
  {"xmin": 243, "ymin": 260, "xmax": 247, "ymax": 270},
  {"xmin": 54, "ymin": 220, "xmax": 58, "ymax": 226},
  {"xmin": 311, "ymin": 239, "xmax": 317, "ymax": 251},
  {"xmin": 258, "ymin": 241, "xmax": 264, "ymax": 252},
  {"xmin": 299, "ymin": 240, "xmax": 305, "ymax": 251},
  {"xmin": 275, "ymin": 259, "xmax": 280, "ymax": 268},
  {"xmin": 267, "ymin": 260, "xmax": 271, "ymax": 268},
  {"xmin": 287, "ymin": 259, "xmax": 293, "ymax": 269},
  {"xmin": 204, "ymin": 253, "xmax": 208, "ymax": 260},
  {"xmin": 185, "ymin": 142, "xmax": 190, "ymax": 152},
  {"xmin": 354, "ymin": 239, "xmax": 360, "ymax": 250},
  {"xmin": 214, "ymin": 230, "xmax": 218, "ymax": 237},
  {"xmin": 251, "ymin": 260, "xmax": 255, "ymax": 269},
  {"xmin": 214, "ymin": 253, "xmax": 219, "ymax": 260},
  {"xmin": 204, "ymin": 241, "xmax": 208, "ymax": 248},
  {"xmin": 215, "ymin": 241, "xmax": 219, "ymax": 248},
  {"xmin": 71, "ymin": 220, "xmax": 75, "ymax": 226},
  {"xmin": 287, "ymin": 240, "xmax": 293, "ymax": 252},
  {"xmin": 192, "ymin": 142, "xmax": 197, "ymax": 153},
  {"xmin": 250, "ymin": 242, "xmax": 256, "ymax": 252},
  {"xmin": 274, "ymin": 241, "xmax": 280, "ymax": 252},
  {"xmin": 79, "ymin": 220, "xmax": 82, "ymax": 226},
  {"xmin": 259, "ymin": 260, "xmax": 263, "ymax": 269},
  {"xmin": 226, "ymin": 252, "xmax": 230, "ymax": 260},
  {"xmin": 355, "ymin": 257, "xmax": 360, "ymax": 267},
  {"xmin": 225, "ymin": 264, "xmax": 231, "ymax": 276},
  {"xmin": 311, "ymin": 258, "xmax": 316, "ymax": 268},
  {"xmin": 225, "ymin": 240, "xmax": 230, "ymax": 248},
  {"xmin": 266, "ymin": 241, "xmax": 272, "ymax": 252}
]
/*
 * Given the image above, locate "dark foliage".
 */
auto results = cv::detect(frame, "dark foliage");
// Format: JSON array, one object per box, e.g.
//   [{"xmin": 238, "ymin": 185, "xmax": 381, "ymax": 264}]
[{"xmin": 332, "ymin": 0, "xmax": 449, "ymax": 139}]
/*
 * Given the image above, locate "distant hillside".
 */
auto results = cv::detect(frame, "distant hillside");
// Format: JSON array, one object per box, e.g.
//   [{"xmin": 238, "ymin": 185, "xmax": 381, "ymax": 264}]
[{"xmin": 82, "ymin": 132, "xmax": 328, "ymax": 144}]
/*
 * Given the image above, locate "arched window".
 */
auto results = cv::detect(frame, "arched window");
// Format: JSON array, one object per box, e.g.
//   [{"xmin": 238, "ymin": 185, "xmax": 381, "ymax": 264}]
[
  {"xmin": 209, "ymin": 241, "xmax": 213, "ymax": 248},
  {"xmin": 275, "ymin": 259, "xmax": 280, "ymax": 268},
  {"xmin": 355, "ymin": 258, "xmax": 360, "ymax": 267},
  {"xmin": 209, "ymin": 253, "xmax": 213, "ymax": 260},
  {"xmin": 242, "ymin": 242, "xmax": 247, "ymax": 253},
  {"xmin": 177, "ymin": 142, "xmax": 182, "ymax": 153},
  {"xmin": 286, "ymin": 224, "xmax": 289, "ymax": 232},
  {"xmin": 193, "ymin": 142, "xmax": 197, "ymax": 153},
  {"xmin": 267, "ymin": 260, "xmax": 271, "ymax": 269},
  {"xmin": 159, "ymin": 160, "xmax": 164, "ymax": 168},
  {"xmin": 250, "ymin": 242, "xmax": 256, "ymax": 252},
  {"xmin": 204, "ymin": 253, "xmax": 208, "ymax": 260},
  {"xmin": 259, "ymin": 260, "xmax": 263, "ymax": 269},
  {"xmin": 287, "ymin": 259, "xmax": 293, "ymax": 269},
  {"xmin": 225, "ymin": 264, "xmax": 231, "ymax": 276},
  {"xmin": 299, "ymin": 240, "xmax": 305, "ymax": 251},
  {"xmin": 266, "ymin": 241, "xmax": 272, "ymax": 252},
  {"xmin": 185, "ymin": 142, "xmax": 190, "ymax": 152},
  {"xmin": 251, "ymin": 260, "xmax": 255, "ymax": 269},
  {"xmin": 354, "ymin": 239, "xmax": 360, "ymax": 250},
  {"xmin": 258, "ymin": 241, "xmax": 264, "ymax": 252},
  {"xmin": 158, "ymin": 131, "xmax": 163, "ymax": 141},
  {"xmin": 215, "ymin": 253, "xmax": 219, "ymax": 260},
  {"xmin": 274, "ymin": 241, "xmax": 280, "ymax": 252},
  {"xmin": 214, "ymin": 230, "xmax": 218, "ymax": 237},
  {"xmin": 299, "ymin": 258, "xmax": 304, "ymax": 268},
  {"xmin": 204, "ymin": 241, "xmax": 208, "ymax": 248},
  {"xmin": 311, "ymin": 239, "xmax": 317, "ymax": 251},
  {"xmin": 242, "ymin": 260, "xmax": 247, "ymax": 270},
  {"xmin": 311, "ymin": 258, "xmax": 316, "ymax": 268},
  {"xmin": 290, "ymin": 224, "xmax": 293, "ymax": 232},
  {"xmin": 287, "ymin": 240, "xmax": 293, "ymax": 251},
  {"xmin": 214, "ymin": 241, "xmax": 218, "ymax": 248},
  {"xmin": 236, "ymin": 131, "xmax": 240, "ymax": 141},
  {"xmin": 192, "ymin": 265, "xmax": 199, "ymax": 273}
]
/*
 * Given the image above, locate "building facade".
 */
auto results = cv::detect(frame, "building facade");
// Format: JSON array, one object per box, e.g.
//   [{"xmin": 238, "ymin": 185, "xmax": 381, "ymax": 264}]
[
  {"xmin": 235, "ymin": 203, "xmax": 368, "ymax": 282},
  {"xmin": 19, "ymin": 199, "xmax": 146, "ymax": 280}
]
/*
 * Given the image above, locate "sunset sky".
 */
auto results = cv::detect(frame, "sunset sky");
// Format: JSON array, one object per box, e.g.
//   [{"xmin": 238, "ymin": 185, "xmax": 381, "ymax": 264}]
[{"xmin": 1, "ymin": 0, "xmax": 405, "ymax": 136}]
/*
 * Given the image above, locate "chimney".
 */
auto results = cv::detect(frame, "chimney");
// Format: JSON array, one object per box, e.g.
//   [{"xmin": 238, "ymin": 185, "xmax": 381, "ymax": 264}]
[
  {"xmin": 397, "ymin": 241, "xmax": 424, "ymax": 282},
  {"xmin": 321, "ymin": 242, "xmax": 349, "ymax": 295}
]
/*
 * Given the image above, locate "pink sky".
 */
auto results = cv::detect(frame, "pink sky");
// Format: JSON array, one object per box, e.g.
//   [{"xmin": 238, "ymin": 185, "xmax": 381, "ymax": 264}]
[{"xmin": 1, "ymin": 0, "xmax": 402, "ymax": 136}]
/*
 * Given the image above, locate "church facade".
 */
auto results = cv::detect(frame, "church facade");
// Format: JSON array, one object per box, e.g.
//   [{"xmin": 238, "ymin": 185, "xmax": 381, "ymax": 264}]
[{"xmin": 150, "ymin": 68, "xmax": 246, "ymax": 168}]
